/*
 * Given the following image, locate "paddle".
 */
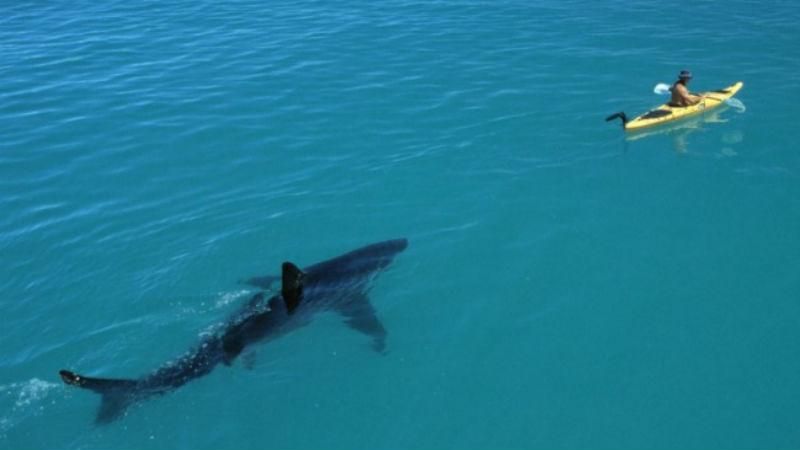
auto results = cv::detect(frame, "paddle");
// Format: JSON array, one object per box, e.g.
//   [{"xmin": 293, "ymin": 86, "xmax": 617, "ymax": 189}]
[{"xmin": 654, "ymin": 83, "xmax": 745, "ymax": 111}]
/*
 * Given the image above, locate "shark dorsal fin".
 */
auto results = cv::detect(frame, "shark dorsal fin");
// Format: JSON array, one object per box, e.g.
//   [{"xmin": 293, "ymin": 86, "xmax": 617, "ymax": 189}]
[{"xmin": 281, "ymin": 262, "xmax": 304, "ymax": 314}]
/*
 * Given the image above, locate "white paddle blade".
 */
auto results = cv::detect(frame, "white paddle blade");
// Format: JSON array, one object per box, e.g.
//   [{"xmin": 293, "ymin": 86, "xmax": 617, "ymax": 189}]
[
  {"xmin": 725, "ymin": 97, "xmax": 746, "ymax": 113},
  {"xmin": 653, "ymin": 83, "xmax": 671, "ymax": 95}
]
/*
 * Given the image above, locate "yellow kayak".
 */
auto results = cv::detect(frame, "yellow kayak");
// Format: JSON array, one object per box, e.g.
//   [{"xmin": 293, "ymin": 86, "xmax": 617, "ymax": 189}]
[{"xmin": 607, "ymin": 81, "xmax": 743, "ymax": 131}]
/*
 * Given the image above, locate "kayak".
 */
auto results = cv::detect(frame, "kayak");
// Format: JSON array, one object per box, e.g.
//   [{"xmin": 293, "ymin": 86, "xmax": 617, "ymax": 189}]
[
  {"xmin": 606, "ymin": 81, "xmax": 743, "ymax": 131},
  {"xmin": 624, "ymin": 107, "xmax": 725, "ymax": 143}
]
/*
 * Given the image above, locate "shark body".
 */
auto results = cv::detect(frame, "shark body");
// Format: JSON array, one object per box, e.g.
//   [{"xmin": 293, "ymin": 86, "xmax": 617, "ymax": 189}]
[{"xmin": 59, "ymin": 238, "xmax": 408, "ymax": 423}]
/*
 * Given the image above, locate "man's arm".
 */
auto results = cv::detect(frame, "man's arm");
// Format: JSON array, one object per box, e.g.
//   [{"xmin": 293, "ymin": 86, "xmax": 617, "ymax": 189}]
[{"xmin": 676, "ymin": 84, "xmax": 702, "ymax": 105}]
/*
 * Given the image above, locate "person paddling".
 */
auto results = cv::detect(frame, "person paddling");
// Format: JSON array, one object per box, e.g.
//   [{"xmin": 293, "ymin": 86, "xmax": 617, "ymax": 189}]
[{"xmin": 669, "ymin": 70, "xmax": 702, "ymax": 107}]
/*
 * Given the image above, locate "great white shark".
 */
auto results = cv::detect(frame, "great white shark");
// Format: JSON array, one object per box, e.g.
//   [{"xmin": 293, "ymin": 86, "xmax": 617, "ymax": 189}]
[{"xmin": 59, "ymin": 238, "xmax": 408, "ymax": 423}]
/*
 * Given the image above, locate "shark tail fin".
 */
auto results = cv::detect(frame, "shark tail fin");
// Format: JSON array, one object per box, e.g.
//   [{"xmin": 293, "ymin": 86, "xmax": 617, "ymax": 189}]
[
  {"xmin": 281, "ymin": 262, "xmax": 305, "ymax": 313},
  {"xmin": 59, "ymin": 370, "xmax": 139, "ymax": 423},
  {"xmin": 96, "ymin": 389, "xmax": 137, "ymax": 424}
]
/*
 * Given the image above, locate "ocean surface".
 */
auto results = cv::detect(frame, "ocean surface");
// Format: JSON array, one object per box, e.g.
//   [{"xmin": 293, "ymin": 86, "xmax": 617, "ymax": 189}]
[{"xmin": 2, "ymin": 1, "xmax": 799, "ymax": 449}]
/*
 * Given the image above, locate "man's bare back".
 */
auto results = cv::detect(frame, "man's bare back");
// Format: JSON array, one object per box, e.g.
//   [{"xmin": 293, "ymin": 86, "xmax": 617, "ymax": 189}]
[
  {"xmin": 670, "ymin": 70, "xmax": 702, "ymax": 107},
  {"xmin": 670, "ymin": 82, "xmax": 701, "ymax": 107}
]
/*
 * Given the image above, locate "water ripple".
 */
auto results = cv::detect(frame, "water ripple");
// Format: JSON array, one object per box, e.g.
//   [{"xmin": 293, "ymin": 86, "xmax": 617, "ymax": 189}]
[{"xmin": 1, "ymin": 0, "xmax": 799, "ymax": 448}]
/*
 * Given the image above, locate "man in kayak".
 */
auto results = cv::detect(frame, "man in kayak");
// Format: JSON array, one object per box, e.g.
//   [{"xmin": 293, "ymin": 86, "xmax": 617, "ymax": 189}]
[{"xmin": 669, "ymin": 70, "xmax": 703, "ymax": 107}]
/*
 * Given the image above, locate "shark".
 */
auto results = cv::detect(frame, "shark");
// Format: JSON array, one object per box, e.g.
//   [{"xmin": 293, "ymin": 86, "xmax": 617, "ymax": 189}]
[{"xmin": 59, "ymin": 238, "xmax": 408, "ymax": 424}]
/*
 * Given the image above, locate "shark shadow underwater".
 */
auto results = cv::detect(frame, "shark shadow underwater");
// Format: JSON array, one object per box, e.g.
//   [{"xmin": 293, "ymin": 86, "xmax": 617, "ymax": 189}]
[{"xmin": 59, "ymin": 238, "xmax": 408, "ymax": 423}]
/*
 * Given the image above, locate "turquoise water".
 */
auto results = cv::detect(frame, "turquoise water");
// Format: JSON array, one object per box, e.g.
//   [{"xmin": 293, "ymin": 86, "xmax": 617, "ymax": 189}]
[{"xmin": 2, "ymin": 0, "xmax": 799, "ymax": 448}]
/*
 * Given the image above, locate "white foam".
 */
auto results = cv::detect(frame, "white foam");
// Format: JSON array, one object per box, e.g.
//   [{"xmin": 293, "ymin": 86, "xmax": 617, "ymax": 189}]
[
  {"xmin": 13, "ymin": 379, "xmax": 59, "ymax": 408},
  {"xmin": 215, "ymin": 289, "xmax": 251, "ymax": 309},
  {"xmin": 0, "ymin": 378, "xmax": 60, "ymax": 434}
]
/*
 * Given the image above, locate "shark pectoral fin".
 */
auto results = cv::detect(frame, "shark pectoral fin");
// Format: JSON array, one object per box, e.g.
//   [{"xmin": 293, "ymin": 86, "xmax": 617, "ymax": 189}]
[
  {"xmin": 242, "ymin": 351, "xmax": 257, "ymax": 370},
  {"xmin": 334, "ymin": 295, "xmax": 387, "ymax": 353},
  {"xmin": 281, "ymin": 262, "xmax": 305, "ymax": 314},
  {"xmin": 222, "ymin": 334, "xmax": 245, "ymax": 365},
  {"xmin": 240, "ymin": 275, "xmax": 279, "ymax": 290}
]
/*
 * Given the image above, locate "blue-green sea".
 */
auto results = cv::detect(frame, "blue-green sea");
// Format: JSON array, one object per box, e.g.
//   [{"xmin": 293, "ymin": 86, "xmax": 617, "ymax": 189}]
[{"xmin": 2, "ymin": 1, "xmax": 799, "ymax": 449}]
